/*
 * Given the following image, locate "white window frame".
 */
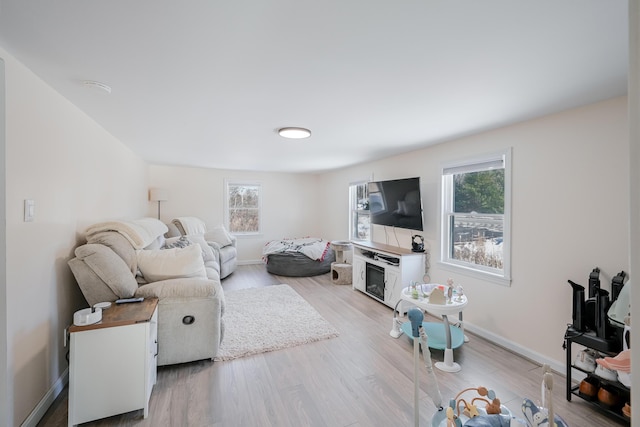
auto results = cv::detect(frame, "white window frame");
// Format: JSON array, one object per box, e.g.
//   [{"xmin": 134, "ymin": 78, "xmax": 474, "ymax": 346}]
[
  {"xmin": 349, "ymin": 180, "xmax": 370, "ymax": 241},
  {"xmin": 224, "ymin": 179, "xmax": 262, "ymax": 236},
  {"xmin": 439, "ymin": 148, "xmax": 512, "ymax": 286}
]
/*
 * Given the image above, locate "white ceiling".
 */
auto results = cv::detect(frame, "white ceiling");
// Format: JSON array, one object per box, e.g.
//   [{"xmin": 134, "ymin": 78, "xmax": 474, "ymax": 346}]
[{"xmin": 0, "ymin": 1, "xmax": 629, "ymax": 173}]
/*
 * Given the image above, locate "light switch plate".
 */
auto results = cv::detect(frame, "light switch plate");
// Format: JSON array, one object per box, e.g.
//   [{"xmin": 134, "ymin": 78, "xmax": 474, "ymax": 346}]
[{"xmin": 24, "ymin": 199, "xmax": 34, "ymax": 222}]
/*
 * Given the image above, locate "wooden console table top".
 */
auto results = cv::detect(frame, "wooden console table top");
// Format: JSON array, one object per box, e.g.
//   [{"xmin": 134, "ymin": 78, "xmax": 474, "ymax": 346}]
[
  {"xmin": 69, "ymin": 298, "xmax": 158, "ymax": 333},
  {"xmin": 351, "ymin": 240, "xmax": 422, "ymax": 256}
]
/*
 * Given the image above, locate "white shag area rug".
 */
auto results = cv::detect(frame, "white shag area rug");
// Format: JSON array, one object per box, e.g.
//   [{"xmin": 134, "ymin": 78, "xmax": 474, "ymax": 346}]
[{"xmin": 214, "ymin": 284, "xmax": 340, "ymax": 361}]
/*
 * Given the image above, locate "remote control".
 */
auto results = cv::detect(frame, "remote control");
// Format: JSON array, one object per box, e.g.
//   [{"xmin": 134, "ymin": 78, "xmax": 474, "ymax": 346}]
[{"xmin": 115, "ymin": 297, "xmax": 144, "ymax": 304}]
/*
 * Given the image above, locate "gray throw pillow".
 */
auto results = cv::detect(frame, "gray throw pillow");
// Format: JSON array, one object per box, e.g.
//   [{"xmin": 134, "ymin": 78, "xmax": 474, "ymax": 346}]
[{"xmin": 164, "ymin": 236, "xmax": 192, "ymax": 249}]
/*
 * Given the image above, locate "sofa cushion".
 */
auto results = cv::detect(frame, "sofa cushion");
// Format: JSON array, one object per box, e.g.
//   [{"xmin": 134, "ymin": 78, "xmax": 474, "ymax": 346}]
[
  {"xmin": 137, "ymin": 244, "xmax": 207, "ymax": 282},
  {"xmin": 144, "ymin": 234, "xmax": 166, "ymax": 250},
  {"xmin": 165, "ymin": 235, "xmax": 216, "ymax": 264},
  {"xmin": 68, "ymin": 258, "xmax": 120, "ymax": 306},
  {"xmin": 204, "ymin": 264, "xmax": 221, "ymax": 282},
  {"xmin": 219, "ymin": 245, "xmax": 237, "ymax": 264},
  {"xmin": 74, "ymin": 244, "xmax": 138, "ymax": 298},
  {"xmin": 86, "ymin": 231, "xmax": 137, "ymax": 274},
  {"xmin": 186, "ymin": 235, "xmax": 216, "ymax": 262},
  {"xmin": 134, "ymin": 277, "xmax": 223, "ymax": 300},
  {"xmin": 204, "ymin": 225, "xmax": 233, "ymax": 247}
]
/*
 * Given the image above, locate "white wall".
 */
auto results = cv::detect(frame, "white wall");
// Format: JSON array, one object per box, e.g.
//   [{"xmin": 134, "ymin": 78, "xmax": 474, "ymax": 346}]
[
  {"xmin": 318, "ymin": 96, "xmax": 629, "ymax": 369},
  {"xmin": 0, "ymin": 57, "xmax": 8, "ymax": 427},
  {"xmin": 148, "ymin": 165, "xmax": 322, "ymax": 262},
  {"xmin": 1, "ymin": 47, "xmax": 149, "ymax": 427}
]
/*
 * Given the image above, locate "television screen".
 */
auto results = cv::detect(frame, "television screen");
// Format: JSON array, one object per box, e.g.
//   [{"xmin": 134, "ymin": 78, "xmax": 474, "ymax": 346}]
[{"xmin": 368, "ymin": 177, "xmax": 424, "ymax": 231}]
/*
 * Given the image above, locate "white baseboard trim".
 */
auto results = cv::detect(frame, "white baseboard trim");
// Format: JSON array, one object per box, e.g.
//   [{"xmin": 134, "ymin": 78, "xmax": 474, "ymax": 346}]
[
  {"xmin": 464, "ymin": 322, "xmax": 567, "ymax": 376},
  {"xmin": 21, "ymin": 368, "xmax": 68, "ymax": 427}
]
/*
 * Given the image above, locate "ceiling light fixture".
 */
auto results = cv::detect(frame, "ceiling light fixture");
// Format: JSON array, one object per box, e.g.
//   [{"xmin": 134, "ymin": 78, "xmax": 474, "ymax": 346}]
[
  {"xmin": 83, "ymin": 80, "xmax": 112, "ymax": 94},
  {"xmin": 278, "ymin": 127, "xmax": 311, "ymax": 139}
]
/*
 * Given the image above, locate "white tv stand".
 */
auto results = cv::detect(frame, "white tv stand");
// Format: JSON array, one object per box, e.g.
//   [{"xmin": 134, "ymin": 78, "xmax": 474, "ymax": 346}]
[{"xmin": 351, "ymin": 241, "xmax": 425, "ymax": 311}]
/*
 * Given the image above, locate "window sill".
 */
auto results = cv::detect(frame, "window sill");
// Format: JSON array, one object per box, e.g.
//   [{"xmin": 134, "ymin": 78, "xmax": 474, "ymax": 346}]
[
  {"xmin": 232, "ymin": 232, "xmax": 263, "ymax": 239},
  {"xmin": 437, "ymin": 261, "xmax": 511, "ymax": 287}
]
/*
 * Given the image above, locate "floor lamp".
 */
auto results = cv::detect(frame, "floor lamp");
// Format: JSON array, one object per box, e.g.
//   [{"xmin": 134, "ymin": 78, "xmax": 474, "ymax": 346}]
[{"xmin": 149, "ymin": 188, "xmax": 168, "ymax": 220}]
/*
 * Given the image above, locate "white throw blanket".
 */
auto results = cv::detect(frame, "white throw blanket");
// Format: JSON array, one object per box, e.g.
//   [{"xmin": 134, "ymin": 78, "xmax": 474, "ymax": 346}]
[
  {"xmin": 85, "ymin": 218, "xmax": 168, "ymax": 249},
  {"xmin": 172, "ymin": 217, "xmax": 207, "ymax": 235},
  {"xmin": 262, "ymin": 237, "xmax": 330, "ymax": 261}
]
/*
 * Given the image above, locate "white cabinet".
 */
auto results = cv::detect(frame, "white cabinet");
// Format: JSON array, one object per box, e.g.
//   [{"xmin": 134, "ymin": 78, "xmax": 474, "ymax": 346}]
[
  {"xmin": 68, "ymin": 298, "xmax": 158, "ymax": 427},
  {"xmin": 383, "ymin": 268, "xmax": 400, "ymax": 304},
  {"xmin": 351, "ymin": 241, "xmax": 424, "ymax": 310},
  {"xmin": 352, "ymin": 256, "xmax": 366, "ymax": 292}
]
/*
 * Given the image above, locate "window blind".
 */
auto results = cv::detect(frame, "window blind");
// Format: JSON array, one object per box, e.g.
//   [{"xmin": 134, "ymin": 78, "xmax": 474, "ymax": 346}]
[{"xmin": 442, "ymin": 158, "xmax": 504, "ymax": 175}]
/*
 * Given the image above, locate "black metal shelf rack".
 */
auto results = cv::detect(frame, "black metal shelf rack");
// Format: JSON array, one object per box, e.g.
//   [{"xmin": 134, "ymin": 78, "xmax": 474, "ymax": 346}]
[{"xmin": 564, "ymin": 326, "xmax": 630, "ymax": 424}]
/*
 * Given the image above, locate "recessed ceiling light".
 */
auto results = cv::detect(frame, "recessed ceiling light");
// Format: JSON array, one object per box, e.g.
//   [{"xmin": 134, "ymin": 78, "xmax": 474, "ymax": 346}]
[
  {"xmin": 278, "ymin": 127, "xmax": 311, "ymax": 139},
  {"xmin": 83, "ymin": 80, "xmax": 112, "ymax": 94}
]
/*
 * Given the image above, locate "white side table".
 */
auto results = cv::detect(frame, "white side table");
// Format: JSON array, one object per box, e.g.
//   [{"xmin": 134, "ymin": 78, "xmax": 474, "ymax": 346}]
[
  {"xmin": 68, "ymin": 298, "xmax": 158, "ymax": 426},
  {"xmin": 395, "ymin": 286, "xmax": 468, "ymax": 372}
]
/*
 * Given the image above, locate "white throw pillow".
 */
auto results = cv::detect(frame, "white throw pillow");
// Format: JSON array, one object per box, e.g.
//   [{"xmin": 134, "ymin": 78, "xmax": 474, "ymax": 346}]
[
  {"xmin": 204, "ymin": 225, "xmax": 233, "ymax": 247},
  {"xmin": 165, "ymin": 235, "xmax": 216, "ymax": 263},
  {"xmin": 184, "ymin": 235, "xmax": 216, "ymax": 263},
  {"xmin": 136, "ymin": 244, "xmax": 207, "ymax": 282}
]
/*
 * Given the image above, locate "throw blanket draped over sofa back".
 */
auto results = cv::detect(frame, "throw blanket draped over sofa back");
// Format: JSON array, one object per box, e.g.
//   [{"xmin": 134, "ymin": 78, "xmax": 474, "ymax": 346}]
[{"xmin": 85, "ymin": 217, "xmax": 169, "ymax": 250}]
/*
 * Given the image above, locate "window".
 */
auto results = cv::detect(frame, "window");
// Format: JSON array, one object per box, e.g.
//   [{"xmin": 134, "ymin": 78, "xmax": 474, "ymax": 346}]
[
  {"xmin": 349, "ymin": 181, "xmax": 370, "ymax": 241},
  {"xmin": 441, "ymin": 149, "xmax": 511, "ymax": 285},
  {"xmin": 225, "ymin": 181, "xmax": 261, "ymax": 234}
]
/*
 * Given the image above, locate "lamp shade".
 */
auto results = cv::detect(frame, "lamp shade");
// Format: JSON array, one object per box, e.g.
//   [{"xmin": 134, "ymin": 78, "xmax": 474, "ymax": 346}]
[{"xmin": 149, "ymin": 188, "xmax": 169, "ymax": 202}]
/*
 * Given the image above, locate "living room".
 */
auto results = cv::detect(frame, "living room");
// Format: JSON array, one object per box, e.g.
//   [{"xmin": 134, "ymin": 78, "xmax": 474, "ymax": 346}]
[{"xmin": 0, "ymin": 2, "xmax": 639, "ymax": 427}]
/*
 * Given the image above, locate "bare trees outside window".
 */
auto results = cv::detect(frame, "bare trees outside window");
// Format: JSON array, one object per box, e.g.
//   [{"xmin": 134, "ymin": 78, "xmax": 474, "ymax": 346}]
[{"xmin": 226, "ymin": 182, "xmax": 261, "ymax": 234}]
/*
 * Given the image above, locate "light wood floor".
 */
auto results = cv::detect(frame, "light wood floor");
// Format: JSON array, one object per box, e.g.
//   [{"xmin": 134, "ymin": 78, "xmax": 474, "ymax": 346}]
[{"xmin": 39, "ymin": 265, "xmax": 626, "ymax": 426}]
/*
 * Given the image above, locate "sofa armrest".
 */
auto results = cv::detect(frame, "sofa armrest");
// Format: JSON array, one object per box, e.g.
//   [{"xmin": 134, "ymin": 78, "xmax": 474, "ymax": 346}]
[{"xmin": 206, "ymin": 241, "xmax": 222, "ymax": 263}]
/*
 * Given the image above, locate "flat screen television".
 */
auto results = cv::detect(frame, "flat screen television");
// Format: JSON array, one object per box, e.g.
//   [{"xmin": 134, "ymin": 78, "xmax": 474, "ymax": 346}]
[{"xmin": 368, "ymin": 177, "xmax": 424, "ymax": 231}]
